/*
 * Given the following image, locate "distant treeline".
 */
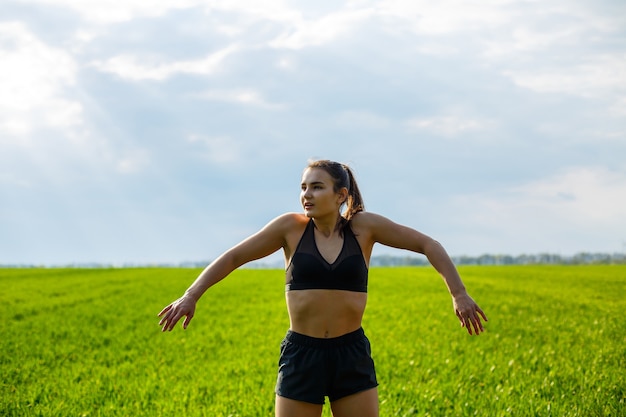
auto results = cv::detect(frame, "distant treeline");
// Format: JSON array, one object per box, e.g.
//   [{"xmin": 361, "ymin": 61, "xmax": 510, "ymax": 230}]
[
  {"xmin": 3, "ymin": 252, "xmax": 625, "ymax": 269},
  {"xmin": 371, "ymin": 252, "xmax": 626, "ymax": 266}
]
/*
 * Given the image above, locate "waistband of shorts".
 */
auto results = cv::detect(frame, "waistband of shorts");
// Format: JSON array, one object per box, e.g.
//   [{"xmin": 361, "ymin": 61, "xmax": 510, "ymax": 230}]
[{"xmin": 284, "ymin": 327, "xmax": 365, "ymax": 348}]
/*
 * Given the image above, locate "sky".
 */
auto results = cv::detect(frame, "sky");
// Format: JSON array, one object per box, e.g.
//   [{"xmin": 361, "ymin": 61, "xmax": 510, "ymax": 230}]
[{"xmin": 1, "ymin": 0, "xmax": 625, "ymax": 266}]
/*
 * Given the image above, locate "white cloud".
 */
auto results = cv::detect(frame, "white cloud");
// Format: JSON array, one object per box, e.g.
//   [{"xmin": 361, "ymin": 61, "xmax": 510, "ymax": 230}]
[
  {"xmin": 193, "ymin": 89, "xmax": 286, "ymax": 110},
  {"xmin": 269, "ymin": 8, "xmax": 374, "ymax": 49},
  {"xmin": 208, "ymin": 0, "xmax": 301, "ymax": 22},
  {"xmin": 0, "ymin": 21, "xmax": 149, "ymax": 182},
  {"xmin": 483, "ymin": 26, "xmax": 579, "ymax": 59},
  {"xmin": 3, "ymin": 0, "xmax": 625, "ymax": 263},
  {"xmin": 276, "ymin": 56, "xmax": 297, "ymax": 71},
  {"xmin": 0, "ymin": 22, "xmax": 82, "ymax": 137},
  {"xmin": 376, "ymin": 0, "xmax": 513, "ymax": 35},
  {"xmin": 17, "ymin": 0, "xmax": 201, "ymax": 23},
  {"xmin": 91, "ymin": 45, "xmax": 239, "ymax": 81},
  {"xmin": 16, "ymin": 0, "xmax": 304, "ymax": 26},
  {"xmin": 510, "ymin": 167, "xmax": 626, "ymax": 222},
  {"xmin": 406, "ymin": 115, "xmax": 493, "ymax": 137},
  {"xmin": 503, "ymin": 55, "xmax": 626, "ymax": 99},
  {"xmin": 452, "ymin": 167, "xmax": 626, "ymax": 253},
  {"xmin": 0, "ymin": 120, "xmax": 31, "ymax": 136}
]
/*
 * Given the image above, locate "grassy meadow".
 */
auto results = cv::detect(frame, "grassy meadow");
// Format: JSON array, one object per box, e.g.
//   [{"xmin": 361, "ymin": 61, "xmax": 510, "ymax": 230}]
[{"xmin": 1, "ymin": 265, "xmax": 624, "ymax": 416}]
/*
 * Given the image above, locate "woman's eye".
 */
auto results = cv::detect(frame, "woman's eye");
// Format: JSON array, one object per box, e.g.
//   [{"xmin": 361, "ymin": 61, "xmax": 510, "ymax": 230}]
[{"xmin": 301, "ymin": 185, "xmax": 323, "ymax": 191}]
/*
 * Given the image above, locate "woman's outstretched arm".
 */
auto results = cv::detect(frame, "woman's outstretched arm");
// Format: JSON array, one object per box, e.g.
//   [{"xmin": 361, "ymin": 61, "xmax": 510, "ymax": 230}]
[
  {"xmin": 356, "ymin": 212, "xmax": 488, "ymax": 335},
  {"xmin": 158, "ymin": 213, "xmax": 295, "ymax": 331}
]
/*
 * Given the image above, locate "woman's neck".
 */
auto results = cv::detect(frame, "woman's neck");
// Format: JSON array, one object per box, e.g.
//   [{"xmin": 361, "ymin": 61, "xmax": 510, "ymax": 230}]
[{"xmin": 312, "ymin": 213, "xmax": 344, "ymax": 237}]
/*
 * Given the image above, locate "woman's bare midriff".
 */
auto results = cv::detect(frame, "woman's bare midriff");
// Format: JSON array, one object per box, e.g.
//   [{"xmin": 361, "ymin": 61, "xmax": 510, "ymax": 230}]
[{"xmin": 285, "ymin": 289, "xmax": 367, "ymax": 338}]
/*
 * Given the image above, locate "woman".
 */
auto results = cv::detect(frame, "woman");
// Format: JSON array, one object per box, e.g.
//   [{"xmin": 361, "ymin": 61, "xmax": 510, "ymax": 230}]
[{"xmin": 158, "ymin": 160, "xmax": 487, "ymax": 417}]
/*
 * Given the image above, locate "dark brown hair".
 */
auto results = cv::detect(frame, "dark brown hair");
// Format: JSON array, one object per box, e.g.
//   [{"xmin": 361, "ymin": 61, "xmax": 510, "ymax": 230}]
[{"xmin": 306, "ymin": 160, "xmax": 365, "ymax": 220}]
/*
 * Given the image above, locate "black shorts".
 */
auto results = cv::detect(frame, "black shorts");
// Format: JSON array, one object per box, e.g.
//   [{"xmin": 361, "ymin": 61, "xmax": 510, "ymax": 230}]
[{"xmin": 275, "ymin": 327, "xmax": 378, "ymax": 404}]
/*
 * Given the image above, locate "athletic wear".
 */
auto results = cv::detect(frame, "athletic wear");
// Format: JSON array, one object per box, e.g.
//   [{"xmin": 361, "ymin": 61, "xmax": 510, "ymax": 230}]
[
  {"xmin": 275, "ymin": 327, "xmax": 378, "ymax": 404},
  {"xmin": 285, "ymin": 219, "xmax": 368, "ymax": 292}
]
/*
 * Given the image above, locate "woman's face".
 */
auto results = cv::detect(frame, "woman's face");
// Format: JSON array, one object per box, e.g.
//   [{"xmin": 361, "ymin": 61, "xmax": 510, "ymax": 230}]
[{"xmin": 300, "ymin": 168, "xmax": 346, "ymax": 218}]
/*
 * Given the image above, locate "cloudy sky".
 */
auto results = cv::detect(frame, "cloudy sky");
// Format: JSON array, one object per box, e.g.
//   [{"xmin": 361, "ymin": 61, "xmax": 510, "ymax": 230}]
[{"xmin": 1, "ymin": 0, "xmax": 625, "ymax": 265}]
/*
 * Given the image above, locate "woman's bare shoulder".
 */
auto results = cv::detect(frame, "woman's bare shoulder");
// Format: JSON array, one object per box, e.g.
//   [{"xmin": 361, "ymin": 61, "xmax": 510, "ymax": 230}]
[
  {"xmin": 268, "ymin": 212, "xmax": 309, "ymax": 230},
  {"xmin": 272, "ymin": 213, "xmax": 309, "ymax": 255},
  {"xmin": 350, "ymin": 211, "xmax": 405, "ymax": 239},
  {"xmin": 348, "ymin": 212, "xmax": 384, "ymax": 239},
  {"xmin": 350, "ymin": 211, "xmax": 431, "ymax": 251},
  {"xmin": 350, "ymin": 211, "xmax": 390, "ymax": 227}
]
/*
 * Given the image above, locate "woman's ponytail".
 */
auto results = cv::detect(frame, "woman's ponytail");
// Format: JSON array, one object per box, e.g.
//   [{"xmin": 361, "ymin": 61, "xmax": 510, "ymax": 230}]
[{"xmin": 342, "ymin": 164, "xmax": 364, "ymax": 220}]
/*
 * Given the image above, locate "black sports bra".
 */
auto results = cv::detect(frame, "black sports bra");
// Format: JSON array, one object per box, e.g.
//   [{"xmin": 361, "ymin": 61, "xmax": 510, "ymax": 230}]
[{"xmin": 285, "ymin": 219, "xmax": 368, "ymax": 292}]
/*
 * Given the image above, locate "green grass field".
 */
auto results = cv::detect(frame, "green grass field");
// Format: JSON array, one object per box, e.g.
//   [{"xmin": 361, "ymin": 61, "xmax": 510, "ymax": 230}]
[{"xmin": 1, "ymin": 265, "xmax": 624, "ymax": 416}]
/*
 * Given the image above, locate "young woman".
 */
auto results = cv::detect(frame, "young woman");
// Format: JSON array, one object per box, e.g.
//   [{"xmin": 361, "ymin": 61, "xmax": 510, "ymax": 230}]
[{"xmin": 158, "ymin": 160, "xmax": 487, "ymax": 417}]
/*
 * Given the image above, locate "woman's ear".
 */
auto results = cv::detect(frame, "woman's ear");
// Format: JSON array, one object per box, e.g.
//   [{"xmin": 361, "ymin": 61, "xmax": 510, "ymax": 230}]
[{"xmin": 338, "ymin": 187, "xmax": 349, "ymax": 205}]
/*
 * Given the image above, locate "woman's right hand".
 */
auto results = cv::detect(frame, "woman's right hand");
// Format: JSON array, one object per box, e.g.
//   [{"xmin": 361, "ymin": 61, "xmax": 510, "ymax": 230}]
[{"xmin": 158, "ymin": 295, "xmax": 197, "ymax": 332}]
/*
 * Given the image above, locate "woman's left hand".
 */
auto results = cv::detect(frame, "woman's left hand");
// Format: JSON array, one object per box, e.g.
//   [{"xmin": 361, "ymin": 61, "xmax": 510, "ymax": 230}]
[
  {"xmin": 453, "ymin": 293, "xmax": 488, "ymax": 335},
  {"xmin": 158, "ymin": 295, "xmax": 197, "ymax": 332}
]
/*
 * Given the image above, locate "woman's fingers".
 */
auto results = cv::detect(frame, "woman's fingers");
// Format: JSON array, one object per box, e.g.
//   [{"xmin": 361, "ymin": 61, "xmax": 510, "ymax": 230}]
[
  {"xmin": 475, "ymin": 305, "xmax": 488, "ymax": 322},
  {"xmin": 157, "ymin": 304, "xmax": 172, "ymax": 317},
  {"xmin": 470, "ymin": 314, "xmax": 483, "ymax": 335},
  {"xmin": 157, "ymin": 303, "xmax": 179, "ymax": 331},
  {"xmin": 457, "ymin": 308, "xmax": 486, "ymax": 335},
  {"xmin": 158, "ymin": 298, "xmax": 196, "ymax": 331},
  {"xmin": 454, "ymin": 295, "xmax": 488, "ymax": 335},
  {"xmin": 471, "ymin": 306, "xmax": 488, "ymax": 334},
  {"xmin": 182, "ymin": 312, "xmax": 194, "ymax": 329}
]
